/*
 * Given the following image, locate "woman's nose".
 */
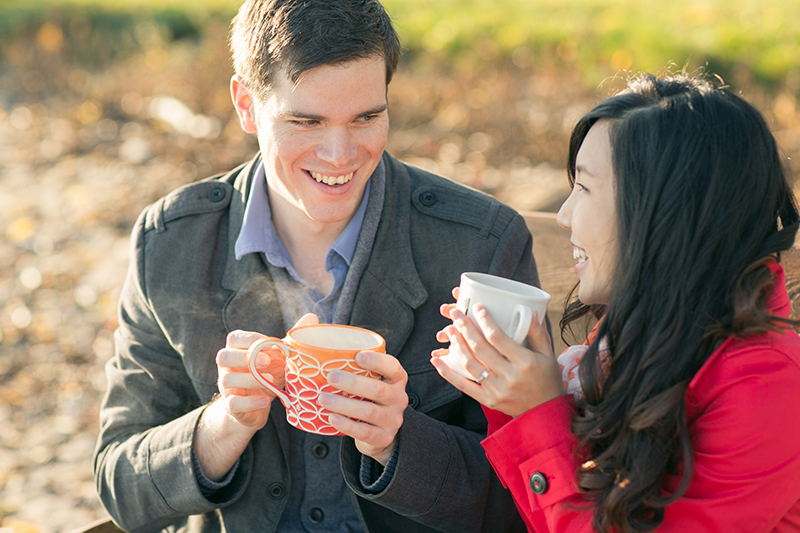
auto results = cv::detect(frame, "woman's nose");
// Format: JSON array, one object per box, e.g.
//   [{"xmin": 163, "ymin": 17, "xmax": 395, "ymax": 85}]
[{"xmin": 556, "ymin": 195, "xmax": 572, "ymax": 230}]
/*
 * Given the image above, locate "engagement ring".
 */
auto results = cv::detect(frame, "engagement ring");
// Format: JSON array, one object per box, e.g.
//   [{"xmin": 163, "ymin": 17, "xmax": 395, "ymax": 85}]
[{"xmin": 476, "ymin": 369, "xmax": 490, "ymax": 384}]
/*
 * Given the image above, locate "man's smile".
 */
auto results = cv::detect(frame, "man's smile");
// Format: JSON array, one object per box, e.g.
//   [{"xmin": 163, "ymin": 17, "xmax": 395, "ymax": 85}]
[{"xmin": 309, "ymin": 170, "xmax": 354, "ymax": 186}]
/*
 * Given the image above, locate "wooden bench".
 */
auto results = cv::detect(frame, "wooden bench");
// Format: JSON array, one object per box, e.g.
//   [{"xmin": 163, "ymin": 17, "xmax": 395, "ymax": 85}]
[
  {"xmin": 68, "ymin": 518, "xmax": 122, "ymax": 533},
  {"xmin": 521, "ymin": 210, "xmax": 575, "ymax": 354}
]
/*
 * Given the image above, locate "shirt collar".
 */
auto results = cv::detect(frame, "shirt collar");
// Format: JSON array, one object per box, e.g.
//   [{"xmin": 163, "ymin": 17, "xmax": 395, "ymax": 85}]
[{"xmin": 234, "ymin": 159, "xmax": 374, "ymax": 270}]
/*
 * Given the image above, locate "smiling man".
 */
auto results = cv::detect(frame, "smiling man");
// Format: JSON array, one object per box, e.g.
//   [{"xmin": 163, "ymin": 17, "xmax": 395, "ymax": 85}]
[{"xmin": 94, "ymin": 1, "xmax": 541, "ymax": 532}]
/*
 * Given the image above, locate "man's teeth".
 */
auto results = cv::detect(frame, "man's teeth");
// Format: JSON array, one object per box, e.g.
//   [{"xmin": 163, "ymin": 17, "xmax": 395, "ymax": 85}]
[
  {"xmin": 573, "ymin": 247, "xmax": 588, "ymax": 263},
  {"xmin": 310, "ymin": 171, "xmax": 354, "ymax": 185}
]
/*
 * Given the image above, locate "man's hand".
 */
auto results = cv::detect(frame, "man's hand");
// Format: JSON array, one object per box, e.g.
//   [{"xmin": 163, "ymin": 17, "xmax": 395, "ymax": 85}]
[
  {"xmin": 319, "ymin": 350, "xmax": 408, "ymax": 466},
  {"xmin": 215, "ymin": 330, "xmax": 284, "ymax": 430},
  {"xmin": 194, "ymin": 314, "xmax": 319, "ymax": 481},
  {"xmin": 215, "ymin": 313, "xmax": 319, "ymax": 429}
]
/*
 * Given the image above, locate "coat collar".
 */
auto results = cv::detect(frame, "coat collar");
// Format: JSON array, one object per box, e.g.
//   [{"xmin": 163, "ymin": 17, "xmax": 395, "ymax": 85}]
[{"xmin": 219, "ymin": 155, "xmax": 286, "ymax": 337}]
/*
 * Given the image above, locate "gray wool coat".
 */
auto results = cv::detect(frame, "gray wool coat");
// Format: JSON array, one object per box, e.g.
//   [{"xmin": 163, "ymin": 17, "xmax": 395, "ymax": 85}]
[{"xmin": 94, "ymin": 152, "xmax": 540, "ymax": 533}]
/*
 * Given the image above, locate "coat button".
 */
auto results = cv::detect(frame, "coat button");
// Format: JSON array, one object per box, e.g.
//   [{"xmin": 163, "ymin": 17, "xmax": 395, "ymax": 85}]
[
  {"xmin": 207, "ymin": 186, "xmax": 225, "ymax": 202},
  {"xmin": 268, "ymin": 482, "xmax": 285, "ymax": 499},
  {"xmin": 312, "ymin": 442, "xmax": 328, "ymax": 458},
  {"xmin": 419, "ymin": 191, "xmax": 437, "ymax": 206},
  {"xmin": 308, "ymin": 507, "xmax": 324, "ymax": 523},
  {"xmin": 407, "ymin": 393, "xmax": 420, "ymax": 409},
  {"xmin": 530, "ymin": 472, "xmax": 548, "ymax": 494}
]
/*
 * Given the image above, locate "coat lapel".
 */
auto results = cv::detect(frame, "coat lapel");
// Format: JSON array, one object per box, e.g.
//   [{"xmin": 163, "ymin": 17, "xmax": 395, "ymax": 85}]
[
  {"xmin": 349, "ymin": 154, "xmax": 428, "ymax": 356},
  {"xmin": 220, "ymin": 154, "xmax": 287, "ymax": 339}
]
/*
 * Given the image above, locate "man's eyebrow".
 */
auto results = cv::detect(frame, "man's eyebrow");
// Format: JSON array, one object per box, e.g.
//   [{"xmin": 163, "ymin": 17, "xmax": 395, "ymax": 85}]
[
  {"xmin": 285, "ymin": 104, "xmax": 388, "ymax": 121},
  {"xmin": 359, "ymin": 104, "xmax": 388, "ymax": 116}
]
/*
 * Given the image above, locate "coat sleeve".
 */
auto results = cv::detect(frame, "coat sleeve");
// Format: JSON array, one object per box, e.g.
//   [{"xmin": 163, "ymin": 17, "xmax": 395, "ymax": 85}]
[
  {"xmin": 482, "ymin": 396, "xmax": 591, "ymax": 532},
  {"xmin": 92, "ymin": 209, "xmax": 250, "ymax": 533},
  {"xmin": 480, "ymin": 336, "xmax": 800, "ymax": 532}
]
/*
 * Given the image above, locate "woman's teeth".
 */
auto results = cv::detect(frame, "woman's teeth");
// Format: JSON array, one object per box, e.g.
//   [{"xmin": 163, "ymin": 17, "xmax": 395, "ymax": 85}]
[
  {"xmin": 310, "ymin": 171, "xmax": 354, "ymax": 185},
  {"xmin": 573, "ymin": 247, "xmax": 588, "ymax": 263}
]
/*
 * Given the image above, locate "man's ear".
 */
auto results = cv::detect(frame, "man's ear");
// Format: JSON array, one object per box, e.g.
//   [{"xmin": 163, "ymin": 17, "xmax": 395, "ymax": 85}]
[{"xmin": 231, "ymin": 75, "xmax": 258, "ymax": 134}]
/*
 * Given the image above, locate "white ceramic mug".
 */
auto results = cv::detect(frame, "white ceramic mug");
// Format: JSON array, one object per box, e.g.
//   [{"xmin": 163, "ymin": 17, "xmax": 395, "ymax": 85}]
[{"xmin": 441, "ymin": 272, "xmax": 550, "ymax": 380}]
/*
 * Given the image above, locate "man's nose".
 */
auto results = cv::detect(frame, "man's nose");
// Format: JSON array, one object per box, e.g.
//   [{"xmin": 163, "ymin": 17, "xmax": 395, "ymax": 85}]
[{"xmin": 317, "ymin": 127, "xmax": 357, "ymax": 167}]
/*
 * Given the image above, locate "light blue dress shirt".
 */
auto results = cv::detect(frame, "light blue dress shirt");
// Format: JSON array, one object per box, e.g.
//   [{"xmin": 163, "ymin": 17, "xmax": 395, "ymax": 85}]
[{"xmin": 235, "ymin": 161, "xmax": 370, "ymax": 324}]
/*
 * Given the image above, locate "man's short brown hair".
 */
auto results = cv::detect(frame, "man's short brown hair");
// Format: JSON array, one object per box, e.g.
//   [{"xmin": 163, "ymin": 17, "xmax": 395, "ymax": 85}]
[{"xmin": 229, "ymin": 0, "xmax": 401, "ymax": 100}]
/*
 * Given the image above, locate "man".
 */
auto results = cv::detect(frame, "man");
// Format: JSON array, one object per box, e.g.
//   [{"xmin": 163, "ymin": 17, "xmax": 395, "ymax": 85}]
[{"xmin": 94, "ymin": 1, "xmax": 540, "ymax": 531}]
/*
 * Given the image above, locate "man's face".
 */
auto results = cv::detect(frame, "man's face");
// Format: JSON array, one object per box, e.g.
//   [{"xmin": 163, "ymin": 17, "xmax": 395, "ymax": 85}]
[{"xmin": 240, "ymin": 56, "xmax": 389, "ymax": 231}]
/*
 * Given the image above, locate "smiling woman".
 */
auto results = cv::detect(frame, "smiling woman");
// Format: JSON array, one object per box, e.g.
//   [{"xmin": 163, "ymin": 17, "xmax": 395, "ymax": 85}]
[
  {"xmin": 556, "ymin": 120, "xmax": 617, "ymax": 307},
  {"xmin": 432, "ymin": 72, "xmax": 800, "ymax": 532}
]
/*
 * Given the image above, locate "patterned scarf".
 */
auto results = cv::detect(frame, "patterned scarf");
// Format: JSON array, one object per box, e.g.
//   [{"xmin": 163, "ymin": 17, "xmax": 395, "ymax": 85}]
[{"xmin": 556, "ymin": 320, "xmax": 609, "ymax": 400}]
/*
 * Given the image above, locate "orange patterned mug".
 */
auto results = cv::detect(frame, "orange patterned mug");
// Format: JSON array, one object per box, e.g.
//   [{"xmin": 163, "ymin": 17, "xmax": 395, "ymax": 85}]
[{"xmin": 246, "ymin": 324, "xmax": 386, "ymax": 435}]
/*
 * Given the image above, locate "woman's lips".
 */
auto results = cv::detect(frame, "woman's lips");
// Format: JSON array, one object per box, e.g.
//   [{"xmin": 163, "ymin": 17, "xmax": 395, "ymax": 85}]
[{"xmin": 572, "ymin": 246, "xmax": 588, "ymax": 272}]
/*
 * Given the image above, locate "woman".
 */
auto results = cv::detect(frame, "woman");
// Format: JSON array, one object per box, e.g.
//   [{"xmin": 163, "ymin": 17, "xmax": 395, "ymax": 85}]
[{"xmin": 431, "ymin": 74, "xmax": 800, "ymax": 532}]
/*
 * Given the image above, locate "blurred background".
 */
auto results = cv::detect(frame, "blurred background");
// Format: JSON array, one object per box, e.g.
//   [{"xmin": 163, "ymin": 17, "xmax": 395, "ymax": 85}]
[{"xmin": 1, "ymin": 0, "xmax": 799, "ymax": 530}]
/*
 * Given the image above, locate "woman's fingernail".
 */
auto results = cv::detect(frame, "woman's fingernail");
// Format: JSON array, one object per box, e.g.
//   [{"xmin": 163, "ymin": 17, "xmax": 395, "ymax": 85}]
[{"xmin": 318, "ymin": 393, "xmax": 333, "ymax": 406}]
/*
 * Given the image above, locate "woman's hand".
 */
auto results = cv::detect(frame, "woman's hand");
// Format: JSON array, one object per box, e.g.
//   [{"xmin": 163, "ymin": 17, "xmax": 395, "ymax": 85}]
[
  {"xmin": 438, "ymin": 286, "xmax": 460, "ymax": 322},
  {"xmin": 433, "ymin": 285, "xmax": 459, "ymax": 349},
  {"xmin": 431, "ymin": 303, "xmax": 565, "ymax": 417}
]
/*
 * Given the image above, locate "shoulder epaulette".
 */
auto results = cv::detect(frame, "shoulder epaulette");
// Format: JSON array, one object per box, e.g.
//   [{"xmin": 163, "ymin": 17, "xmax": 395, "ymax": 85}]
[
  {"xmin": 411, "ymin": 184, "xmax": 515, "ymax": 239},
  {"xmin": 144, "ymin": 178, "xmax": 233, "ymax": 233}
]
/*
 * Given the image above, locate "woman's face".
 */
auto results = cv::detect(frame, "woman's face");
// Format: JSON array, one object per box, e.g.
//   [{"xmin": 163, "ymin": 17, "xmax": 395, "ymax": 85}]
[{"xmin": 557, "ymin": 120, "xmax": 618, "ymax": 306}]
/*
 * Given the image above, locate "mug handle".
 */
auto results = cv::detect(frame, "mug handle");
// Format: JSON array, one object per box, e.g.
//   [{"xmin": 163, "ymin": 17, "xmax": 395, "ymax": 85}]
[
  {"xmin": 507, "ymin": 304, "xmax": 533, "ymax": 345},
  {"xmin": 456, "ymin": 295, "xmax": 470, "ymax": 314},
  {"xmin": 246, "ymin": 338, "xmax": 291, "ymax": 409}
]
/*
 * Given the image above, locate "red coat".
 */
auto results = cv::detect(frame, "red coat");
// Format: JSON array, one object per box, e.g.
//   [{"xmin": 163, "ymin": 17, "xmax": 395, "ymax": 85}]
[{"xmin": 482, "ymin": 261, "xmax": 800, "ymax": 532}]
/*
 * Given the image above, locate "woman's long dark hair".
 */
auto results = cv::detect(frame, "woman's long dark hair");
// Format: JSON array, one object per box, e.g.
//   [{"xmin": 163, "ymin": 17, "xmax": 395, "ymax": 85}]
[{"xmin": 560, "ymin": 74, "xmax": 800, "ymax": 531}]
